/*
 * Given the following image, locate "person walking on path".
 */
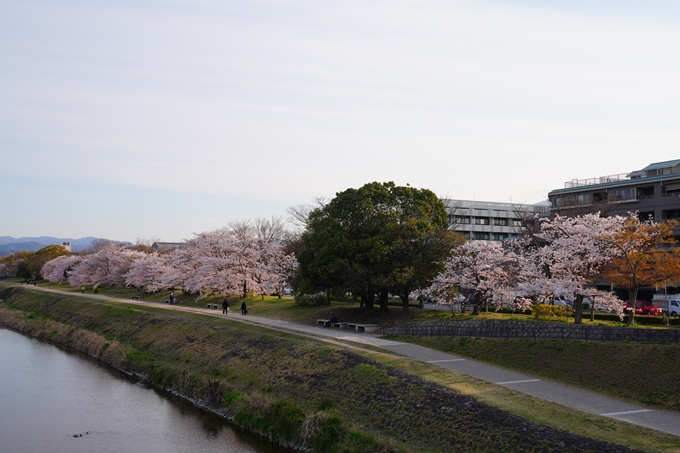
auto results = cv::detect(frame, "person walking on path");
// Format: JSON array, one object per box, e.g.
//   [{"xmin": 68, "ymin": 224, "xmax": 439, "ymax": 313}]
[
  {"xmin": 241, "ymin": 301, "xmax": 247, "ymax": 315},
  {"xmin": 222, "ymin": 299, "xmax": 229, "ymax": 314},
  {"xmin": 169, "ymin": 292, "xmax": 175, "ymax": 304}
]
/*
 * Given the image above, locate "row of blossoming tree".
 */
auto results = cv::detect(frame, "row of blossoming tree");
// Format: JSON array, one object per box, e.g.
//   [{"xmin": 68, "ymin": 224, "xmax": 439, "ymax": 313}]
[
  {"xmin": 42, "ymin": 222, "xmax": 298, "ymax": 300},
  {"xmin": 428, "ymin": 213, "xmax": 680, "ymax": 325}
]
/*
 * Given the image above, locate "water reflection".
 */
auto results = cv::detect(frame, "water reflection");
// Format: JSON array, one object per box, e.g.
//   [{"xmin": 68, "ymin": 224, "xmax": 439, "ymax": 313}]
[{"xmin": 0, "ymin": 327, "xmax": 290, "ymax": 453}]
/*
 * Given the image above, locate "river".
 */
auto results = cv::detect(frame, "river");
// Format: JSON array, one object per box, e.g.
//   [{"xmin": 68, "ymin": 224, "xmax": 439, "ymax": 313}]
[{"xmin": 0, "ymin": 327, "xmax": 291, "ymax": 453}]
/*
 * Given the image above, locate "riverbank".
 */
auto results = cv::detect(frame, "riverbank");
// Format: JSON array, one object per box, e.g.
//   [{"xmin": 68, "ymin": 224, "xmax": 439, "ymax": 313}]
[{"xmin": 0, "ymin": 286, "xmax": 659, "ymax": 452}]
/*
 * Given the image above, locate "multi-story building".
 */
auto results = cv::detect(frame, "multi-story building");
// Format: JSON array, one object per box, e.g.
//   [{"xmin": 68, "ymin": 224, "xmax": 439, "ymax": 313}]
[
  {"xmin": 445, "ymin": 199, "xmax": 549, "ymax": 241},
  {"xmin": 548, "ymin": 159, "xmax": 680, "ymax": 223}
]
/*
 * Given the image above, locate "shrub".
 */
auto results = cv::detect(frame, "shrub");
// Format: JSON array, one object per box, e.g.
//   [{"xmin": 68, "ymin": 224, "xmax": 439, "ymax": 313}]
[
  {"xmin": 294, "ymin": 292, "xmax": 327, "ymax": 306},
  {"xmin": 533, "ymin": 304, "xmax": 569, "ymax": 321},
  {"xmin": 301, "ymin": 411, "xmax": 347, "ymax": 452},
  {"xmin": 270, "ymin": 400, "xmax": 305, "ymax": 444}
]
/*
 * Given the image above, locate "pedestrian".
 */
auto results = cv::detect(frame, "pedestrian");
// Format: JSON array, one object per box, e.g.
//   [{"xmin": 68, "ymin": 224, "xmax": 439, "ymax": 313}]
[
  {"xmin": 81, "ymin": 286, "xmax": 85, "ymax": 294},
  {"xmin": 222, "ymin": 299, "xmax": 229, "ymax": 314},
  {"xmin": 241, "ymin": 301, "xmax": 247, "ymax": 315},
  {"xmin": 169, "ymin": 292, "xmax": 175, "ymax": 304}
]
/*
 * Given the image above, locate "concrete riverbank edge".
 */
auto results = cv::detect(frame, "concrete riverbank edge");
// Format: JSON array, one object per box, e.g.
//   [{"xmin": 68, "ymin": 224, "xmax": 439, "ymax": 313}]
[{"xmin": 0, "ymin": 288, "xmax": 676, "ymax": 451}]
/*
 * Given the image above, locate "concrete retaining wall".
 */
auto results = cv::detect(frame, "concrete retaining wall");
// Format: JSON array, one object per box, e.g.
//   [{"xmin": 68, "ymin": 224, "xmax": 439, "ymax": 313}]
[{"xmin": 383, "ymin": 320, "xmax": 680, "ymax": 343}]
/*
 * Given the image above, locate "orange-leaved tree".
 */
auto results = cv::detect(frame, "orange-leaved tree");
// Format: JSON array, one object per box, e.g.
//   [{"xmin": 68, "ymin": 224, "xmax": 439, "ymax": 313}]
[{"xmin": 601, "ymin": 216, "xmax": 678, "ymax": 326}]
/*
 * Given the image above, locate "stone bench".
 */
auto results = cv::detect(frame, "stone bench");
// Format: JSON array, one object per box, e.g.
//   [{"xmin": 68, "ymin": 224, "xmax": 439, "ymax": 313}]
[
  {"xmin": 347, "ymin": 323, "xmax": 381, "ymax": 333},
  {"xmin": 317, "ymin": 319, "xmax": 345, "ymax": 329},
  {"xmin": 317, "ymin": 319, "xmax": 380, "ymax": 333}
]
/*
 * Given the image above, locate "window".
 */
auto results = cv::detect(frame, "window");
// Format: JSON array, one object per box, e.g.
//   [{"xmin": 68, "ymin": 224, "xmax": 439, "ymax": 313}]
[
  {"xmin": 492, "ymin": 233, "xmax": 508, "ymax": 241},
  {"xmin": 494, "ymin": 218, "xmax": 508, "ymax": 226},
  {"xmin": 474, "ymin": 217, "xmax": 490, "ymax": 225},
  {"xmin": 663, "ymin": 181, "xmax": 680, "ymax": 196},
  {"xmin": 455, "ymin": 216, "xmax": 471, "ymax": 224},
  {"xmin": 663, "ymin": 209, "xmax": 680, "ymax": 220},
  {"xmin": 637, "ymin": 186, "xmax": 654, "ymax": 198},
  {"xmin": 512, "ymin": 219, "xmax": 524, "ymax": 227},
  {"xmin": 608, "ymin": 187, "xmax": 636, "ymax": 201},
  {"xmin": 577, "ymin": 193, "xmax": 592, "ymax": 204},
  {"xmin": 474, "ymin": 232, "xmax": 490, "ymax": 240}
]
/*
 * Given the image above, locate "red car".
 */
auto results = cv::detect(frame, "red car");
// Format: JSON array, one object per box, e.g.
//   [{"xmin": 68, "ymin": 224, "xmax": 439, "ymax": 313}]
[{"xmin": 623, "ymin": 300, "xmax": 663, "ymax": 316}]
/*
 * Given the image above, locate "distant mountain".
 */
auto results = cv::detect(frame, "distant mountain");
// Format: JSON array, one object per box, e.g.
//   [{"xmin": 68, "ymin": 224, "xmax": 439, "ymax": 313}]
[
  {"xmin": 0, "ymin": 236, "xmax": 98, "ymax": 248},
  {"xmin": 0, "ymin": 236, "xmax": 124, "ymax": 257},
  {"xmin": 0, "ymin": 242, "xmax": 47, "ymax": 256}
]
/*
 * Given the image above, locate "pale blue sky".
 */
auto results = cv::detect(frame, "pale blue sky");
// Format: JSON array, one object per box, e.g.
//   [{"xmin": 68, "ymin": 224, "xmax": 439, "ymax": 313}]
[{"xmin": 2, "ymin": 0, "xmax": 680, "ymax": 242}]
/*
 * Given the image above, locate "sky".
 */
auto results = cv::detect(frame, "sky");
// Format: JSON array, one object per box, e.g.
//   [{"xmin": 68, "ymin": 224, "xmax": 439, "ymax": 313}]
[{"xmin": 3, "ymin": 0, "xmax": 680, "ymax": 243}]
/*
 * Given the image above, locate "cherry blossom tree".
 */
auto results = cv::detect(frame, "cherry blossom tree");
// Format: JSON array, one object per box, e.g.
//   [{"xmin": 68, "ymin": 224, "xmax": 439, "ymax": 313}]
[
  {"xmin": 160, "ymin": 228, "xmax": 297, "ymax": 300},
  {"xmin": 42, "ymin": 255, "xmax": 83, "ymax": 283},
  {"xmin": 67, "ymin": 243, "xmax": 146, "ymax": 289},
  {"xmin": 429, "ymin": 241, "xmax": 529, "ymax": 315},
  {"xmin": 513, "ymin": 213, "xmax": 626, "ymax": 324},
  {"xmin": 125, "ymin": 252, "xmax": 175, "ymax": 292}
]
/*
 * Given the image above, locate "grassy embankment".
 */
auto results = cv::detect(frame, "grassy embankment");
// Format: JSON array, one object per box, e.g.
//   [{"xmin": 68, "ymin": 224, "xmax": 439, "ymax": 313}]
[{"xmin": 1, "ymin": 283, "xmax": 680, "ymax": 452}]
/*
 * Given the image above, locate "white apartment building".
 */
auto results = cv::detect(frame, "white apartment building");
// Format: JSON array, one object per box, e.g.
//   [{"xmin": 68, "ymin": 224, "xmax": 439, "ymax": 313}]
[{"xmin": 444, "ymin": 199, "xmax": 549, "ymax": 241}]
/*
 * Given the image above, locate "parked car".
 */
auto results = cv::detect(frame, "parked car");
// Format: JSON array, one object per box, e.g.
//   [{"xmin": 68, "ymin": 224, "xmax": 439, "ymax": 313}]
[
  {"xmin": 665, "ymin": 299, "xmax": 680, "ymax": 317},
  {"xmin": 555, "ymin": 296, "xmax": 590, "ymax": 310},
  {"xmin": 623, "ymin": 300, "xmax": 663, "ymax": 316}
]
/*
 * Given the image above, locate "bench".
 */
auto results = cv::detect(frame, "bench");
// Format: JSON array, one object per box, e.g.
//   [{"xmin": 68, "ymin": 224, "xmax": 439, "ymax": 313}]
[
  {"xmin": 347, "ymin": 323, "xmax": 381, "ymax": 333},
  {"xmin": 316, "ymin": 319, "xmax": 380, "ymax": 333},
  {"xmin": 130, "ymin": 295, "xmax": 141, "ymax": 300},
  {"xmin": 316, "ymin": 319, "xmax": 346, "ymax": 329},
  {"xmin": 206, "ymin": 303, "xmax": 220, "ymax": 309}
]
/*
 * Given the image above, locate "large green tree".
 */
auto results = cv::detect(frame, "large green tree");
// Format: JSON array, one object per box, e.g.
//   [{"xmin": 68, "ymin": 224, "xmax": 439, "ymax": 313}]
[{"xmin": 296, "ymin": 182, "xmax": 456, "ymax": 313}]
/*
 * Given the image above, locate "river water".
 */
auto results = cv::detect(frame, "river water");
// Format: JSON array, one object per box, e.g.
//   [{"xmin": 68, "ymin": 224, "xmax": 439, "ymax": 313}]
[{"xmin": 0, "ymin": 327, "xmax": 290, "ymax": 453}]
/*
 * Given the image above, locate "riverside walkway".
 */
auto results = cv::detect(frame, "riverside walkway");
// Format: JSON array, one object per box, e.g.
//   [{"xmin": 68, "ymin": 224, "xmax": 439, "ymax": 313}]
[{"xmin": 5, "ymin": 285, "xmax": 680, "ymax": 438}]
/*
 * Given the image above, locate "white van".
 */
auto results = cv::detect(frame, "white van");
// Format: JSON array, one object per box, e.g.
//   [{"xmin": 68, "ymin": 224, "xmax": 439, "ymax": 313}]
[{"xmin": 666, "ymin": 299, "xmax": 680, "ymax": 317}]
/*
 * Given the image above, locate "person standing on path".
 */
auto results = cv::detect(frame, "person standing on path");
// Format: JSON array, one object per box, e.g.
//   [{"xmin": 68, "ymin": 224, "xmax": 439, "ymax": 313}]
[
  {"xmin": 222, "ymin": 299, "xmax": 229, "ymax": 314},
  {"xmin": 169, "ymin": 292, "xmax": 175, "ymax": 304},
  {"xmin": 241, "ymin": 301, "xmax": 247, "ymax": 315}
]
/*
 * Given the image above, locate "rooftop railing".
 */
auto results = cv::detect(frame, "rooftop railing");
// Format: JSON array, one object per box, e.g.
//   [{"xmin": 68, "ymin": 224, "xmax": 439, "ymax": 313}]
[
  {"xmin": 564, "ymin": 173, "xmax": 630, "ymax": 189},
  {"xmin": 445, "ymin": 200, "xmax": 549, "ymax": 213}
]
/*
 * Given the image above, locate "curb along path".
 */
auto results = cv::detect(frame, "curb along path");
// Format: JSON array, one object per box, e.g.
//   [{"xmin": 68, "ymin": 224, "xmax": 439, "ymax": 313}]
[{"xmin": 6, "ymin": 285, "xmax": 680, "ymax": 438}]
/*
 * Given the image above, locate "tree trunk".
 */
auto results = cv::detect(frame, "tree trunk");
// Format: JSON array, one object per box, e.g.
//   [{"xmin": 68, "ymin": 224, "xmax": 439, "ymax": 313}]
[
  {"xmin": 379, "ymin": 288, "xmax": 389, "ymax": 313},
  {"xmin": 573, "ymin": 294, "xmax": 584, "ymax": 324},
  {"xmin": 401, "ymin": 286, "xmax": 410, "ymax": 314},
  {"xmin": 628, "ymin": 288, "xmax": 637, "ymax": 326},
  {"xmin": 400, "ymin": 295, "xmax": 410, "ymax": 313},
  {"xmin": 589, "ymin": 302, "xmax": 595, "ymax": 322},
  {"xmin": 364, "ymin": 284, "xmax": 374, "ymax": 310},
  {"xmin": 472, "ymin": 292, "xmax": 483, "ymax": 315}
]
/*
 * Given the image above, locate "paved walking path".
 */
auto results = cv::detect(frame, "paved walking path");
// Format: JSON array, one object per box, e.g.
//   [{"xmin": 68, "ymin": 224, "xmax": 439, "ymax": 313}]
[{"xmin": 5, "ymin": 284, "xmax": 680, "ymax": 438}]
